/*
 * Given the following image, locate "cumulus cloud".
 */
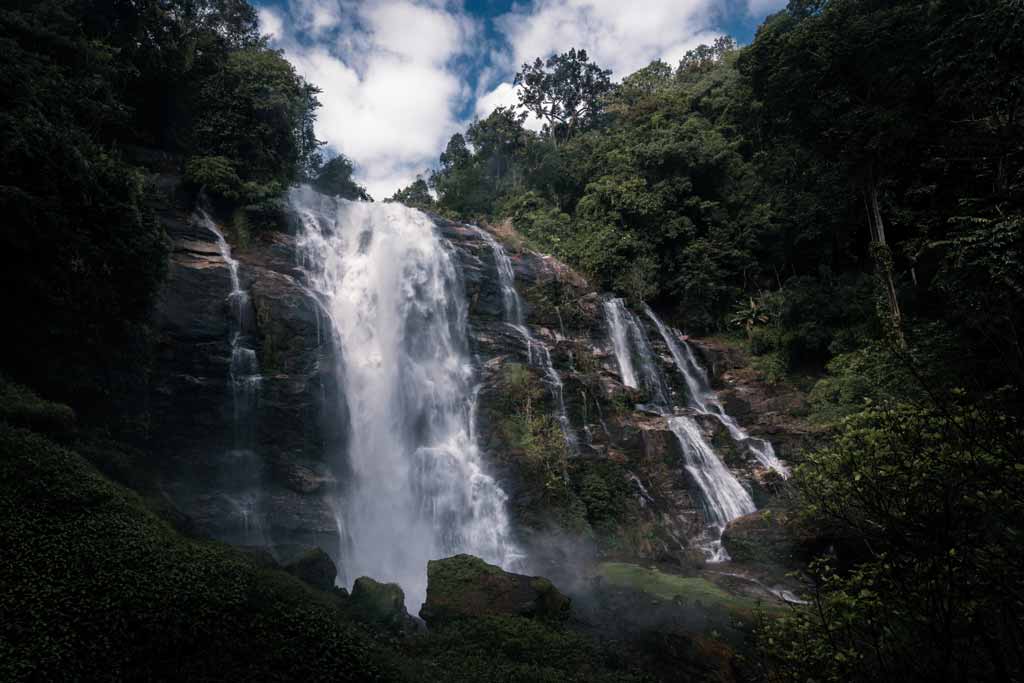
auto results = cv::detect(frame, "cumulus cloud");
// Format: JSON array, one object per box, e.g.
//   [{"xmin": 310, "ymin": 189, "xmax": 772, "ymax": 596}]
[
  {"xmin": 471, "ymin": 0, "xmax": 724, "ymax": 125},
  {"xmin": 495, "ymin": 0, "xmax": 723, "ymax": 78},
  {"xmin": 260, "ymin": 1, "xmax": 476, "ymax": 199},
  {"xmin": 473, "ymin": 82, "xmax": 545, "ymax": 132}
]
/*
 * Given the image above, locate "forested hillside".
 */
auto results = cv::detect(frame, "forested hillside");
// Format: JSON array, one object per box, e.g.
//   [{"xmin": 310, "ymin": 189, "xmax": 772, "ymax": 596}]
[
  {"xmin": 394, "ymin": 2, "xmax": 1024, "ymax": 679},
  {"xmin": 1, "ymin": 0, "xmax": 1022, "ymax": 681}
]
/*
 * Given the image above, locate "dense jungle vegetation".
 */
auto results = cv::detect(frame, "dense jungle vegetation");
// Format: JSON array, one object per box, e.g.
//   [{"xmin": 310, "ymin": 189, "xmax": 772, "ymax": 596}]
[
  {"xmin": 1, "ymin": 0, "xmax": 1022, "ymax": 681},
  {"xmin": 401, "ymin": 2, "xmax": 1024, "ymax": 679}
]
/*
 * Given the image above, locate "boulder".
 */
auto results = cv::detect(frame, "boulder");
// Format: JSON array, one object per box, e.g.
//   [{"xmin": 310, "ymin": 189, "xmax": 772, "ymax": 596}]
[
  {"xmin": 283, "ymin": 547, "xmax": 337, "ymax": 591},
  {"xmin": 418, "ymin": 554, "xmax": 570, "ymax": 627},
  {"xmin": 350, "ymin": 577, "xmax": 414, "ymax": 632}
]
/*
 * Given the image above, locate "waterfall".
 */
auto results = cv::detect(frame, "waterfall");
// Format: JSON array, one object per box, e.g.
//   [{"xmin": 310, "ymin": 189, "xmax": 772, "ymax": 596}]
[
  {"xmin": 669, "ymin": 416, "xmax": 756, "ymax": 561},
  {"xmin": 290, "ymin": 187, "xmax": 520, "ymax": 610},
  {"xmin": 604, "ymin": 299, "xmax": 639, "ymax": 389},
  {"xmin": 199, "ymin": 210, "xmax": 265, "ymax": 544},
  {"xmin": 604, "ymin": 298, "xmax": 672, "ymax": 411},
  {"xmin": 474, "ymin": 227, "xmax": 576, "ymax": 452},
  {"xmin": 644, "ymin": 307, "xmax": 789, "ymax": 478}
]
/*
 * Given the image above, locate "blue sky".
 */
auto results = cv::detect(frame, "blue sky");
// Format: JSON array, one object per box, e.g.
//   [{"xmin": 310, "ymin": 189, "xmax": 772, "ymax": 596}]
[{"xmin": 255, "ymin": 0, "xmax": 787, "ymax": 198}]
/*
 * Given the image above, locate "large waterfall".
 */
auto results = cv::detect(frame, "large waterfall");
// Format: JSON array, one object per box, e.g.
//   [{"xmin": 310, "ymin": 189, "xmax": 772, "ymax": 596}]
[{"xmin": 291, "ymin": 187, "xmax": 519, "ymax": 610}]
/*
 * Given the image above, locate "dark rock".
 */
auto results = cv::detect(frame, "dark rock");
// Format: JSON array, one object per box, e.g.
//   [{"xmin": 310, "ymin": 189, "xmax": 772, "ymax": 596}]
[
  {"xmin": 419, "ymin": 554, "xmax": 570, "ymax": 627},
  {"xmin": 284, "ymin": 547, "xmax": 337, "ymax": 591},
  {"xmin": 350, "ymin": 577, "xmax": 415, "ymax": 632}
]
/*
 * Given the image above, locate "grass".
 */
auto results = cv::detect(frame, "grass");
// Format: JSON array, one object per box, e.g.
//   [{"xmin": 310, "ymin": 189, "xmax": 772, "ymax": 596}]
[{"xmin": 599, "ymin": 562, "xmax": 743, "ymax": 606}]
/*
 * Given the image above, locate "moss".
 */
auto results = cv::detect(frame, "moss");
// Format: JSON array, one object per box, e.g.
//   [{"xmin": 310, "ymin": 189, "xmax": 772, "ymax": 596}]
[
  {"xmin": 350, "ymin": 577, "xmax": 409, "ymax": 632},
  {"xmin": 0, "ymin": 378, "xmax": 76, "ymax": 439},
  {"xmin": 596, "ymin": 562, "xmax": 778, "ymax": 623}
]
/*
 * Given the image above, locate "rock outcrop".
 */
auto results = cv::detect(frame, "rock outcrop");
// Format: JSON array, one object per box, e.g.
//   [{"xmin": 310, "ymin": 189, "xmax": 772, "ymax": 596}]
[
  {"xmin": 283, "ymin": 547, "xmax": 338, "ymax": 591},
  {"xmin": 148, "ymin": 181, "xmax": 344, "ymax": 555},
  {"xmin": 349, "ymin": 577, "xmax": 415, "ymax": 633},
  {"xmin": 418, "ymin": 554, "xmax": 570, "ymax": 627}
]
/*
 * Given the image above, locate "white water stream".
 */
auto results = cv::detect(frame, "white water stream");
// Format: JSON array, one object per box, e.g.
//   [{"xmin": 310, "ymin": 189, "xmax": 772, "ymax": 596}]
[
  {"xmin": 474, "ymin": 227, "xmax": 576, "ymax": 452},
  {"xmin": 291, "ymin": 188, "xmax": 520, "ymax": 610}
]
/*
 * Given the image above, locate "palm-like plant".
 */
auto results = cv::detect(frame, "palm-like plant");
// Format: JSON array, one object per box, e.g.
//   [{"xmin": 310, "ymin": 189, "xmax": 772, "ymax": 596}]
[{"xmin": 730, "ymin": 297, "xmax": 770, "ymax": 341}]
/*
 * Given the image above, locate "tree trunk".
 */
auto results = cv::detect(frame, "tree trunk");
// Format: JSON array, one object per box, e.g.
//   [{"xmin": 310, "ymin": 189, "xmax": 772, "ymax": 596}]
[{"xmin": 864, "ymin": 179, "xmax": 906, "ymax": 347}]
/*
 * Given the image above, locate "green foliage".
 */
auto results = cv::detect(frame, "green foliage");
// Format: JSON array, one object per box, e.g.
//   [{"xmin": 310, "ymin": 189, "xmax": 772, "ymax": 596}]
[
  {"xmin": 388, "ymin": 178, "xmax": 434, "ymax": 209},
  {"xmin": 400, "ymin": 615, "xmax": 642, "ymax": 682},
  {"xmin": 313, "ymin": 154, "xmax": 371, "ymax": 201},
  {"xmin": 190, "ymin": 47, "xmax": 322, "ymax": 201},
  {"xmin": 514, "ymin": 48, "xmax": 612, "ymax": 143},
  {"xmin": 757, "ymin": 400, "xmax": 1024, "ymax": 681},
  {"xmin": 185, "ymin": 155, "xmax": 243, "ymax": 199},
  {"xmin": 0, "ymin": 422, "xmax": 394, "ymax": 681}
]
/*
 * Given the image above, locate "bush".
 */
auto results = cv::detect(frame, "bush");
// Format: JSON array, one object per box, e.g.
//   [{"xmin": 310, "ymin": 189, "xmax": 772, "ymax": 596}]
[
  {"xmin": 185, "ymin": 155, "xmax": 243, "ymax": 200},
  {"xmin": 0, "ymin": 423, "xmax": 394, "ymax": 681}
]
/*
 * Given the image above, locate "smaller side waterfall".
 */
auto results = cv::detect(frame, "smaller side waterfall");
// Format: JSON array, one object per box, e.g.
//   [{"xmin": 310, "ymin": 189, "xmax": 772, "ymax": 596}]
[
  {"xmin": 199, "ymin": 210, "xmax": 265, "ymax": 544},
  {"xmin": 604, "ymin": 298, "xmax": 671, "ymax": 411},
  {"xmin": 669, "ymin": 416, "xmax": 756, "ymax": 561},
  {"xmin": 476, "ymin": 228, "xmax": 576, "ymax": 452},
  {"xmin": 645, "ymin": 307, "xmax": 789, "ymax": 479},
  {"xmin": 604, "ymin": 299, "xmax": 639, "ymax": 388}
]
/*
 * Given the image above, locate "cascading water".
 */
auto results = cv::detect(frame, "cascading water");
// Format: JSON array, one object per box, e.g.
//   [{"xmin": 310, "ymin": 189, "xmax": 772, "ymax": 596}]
[
  {"xmin": 668, "ymin": 416, "xmax": 756, "ymax": 561},
  {"xmin": 644, "ymin": 307, "xmax": 789, "ymax": 478},
  {"xmin": 291, "ymin": 187, "xmax": 520, "ymax": 611},
  {"xmin": 603, "ymin": 298, "xmax": 781, "ymax": 561},
  {"xmin": 200, "ymin": 210, "xmax": 265, "ymax": 543},
  {"xmin": 474, "ymin": 228, "xmax": 576, "ymax": 452},
  {"xmin": 605, "ymin": 298, "xmax": 673, "ymax": 412},
  {"xmin": 604, "ymin": 299, "xmax": 639, "ymax": 389}
]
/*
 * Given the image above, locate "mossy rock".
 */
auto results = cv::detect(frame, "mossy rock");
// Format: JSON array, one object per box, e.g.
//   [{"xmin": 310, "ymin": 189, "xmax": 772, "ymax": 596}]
[
  {"xmin": 350, "ymin": 577, "xmax": 414, "ymax": 633},
  {"xmin": 0, "ymin": 423, "xmax": 394, "ymax": 680},
  {"xmin": 419, "ymin": 554, "xmax": 570, "ymax": 628},
  {"xmin": 283, "ymin": 547, "xmax": 337, "ymax": 591},
  {"xmin": 721, "ymin": 509, "xmax": 809, "ymax": 579}
]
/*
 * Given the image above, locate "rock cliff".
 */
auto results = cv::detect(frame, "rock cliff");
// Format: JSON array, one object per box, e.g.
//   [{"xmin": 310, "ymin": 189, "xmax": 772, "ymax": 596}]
[{"xmin": 146, "ymin": 183, "xmax": 804, "ymax": 588}]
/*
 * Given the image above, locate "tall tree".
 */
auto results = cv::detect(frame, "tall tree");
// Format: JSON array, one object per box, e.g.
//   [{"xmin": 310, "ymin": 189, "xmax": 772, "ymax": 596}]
[{"xmin": 514, "ymin": 48, "xmax": 612, "ymax": 143}]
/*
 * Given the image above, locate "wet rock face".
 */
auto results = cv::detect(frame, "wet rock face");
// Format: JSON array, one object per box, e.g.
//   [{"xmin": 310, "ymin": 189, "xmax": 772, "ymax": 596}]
[
  {"xmin": 149, "ymin": 199, "xmax": 344, "ymax": 555},
  {"xmin": 419, "ymin": 554, "xmax": 570, "ymax": 627}
]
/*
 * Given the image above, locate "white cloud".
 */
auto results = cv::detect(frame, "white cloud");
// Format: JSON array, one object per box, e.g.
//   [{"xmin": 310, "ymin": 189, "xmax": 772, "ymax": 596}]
[
  {"xmin": 261, "ymin": 1, "xmax": 475, "ymax": 199},
  {"xmin": 495, "ymin": 0, "xmax": 723, "ymax": 78},
  {"xmin": 474, "ymin": 82, "xmax": 545, "ymax": 132},
  {"xmin": 257, "ymin": 7, "xmax": 283, "ymax": 39},
  {"xmin": 473, "ymin": 0, "xmax": 729, "ymax": 147}
]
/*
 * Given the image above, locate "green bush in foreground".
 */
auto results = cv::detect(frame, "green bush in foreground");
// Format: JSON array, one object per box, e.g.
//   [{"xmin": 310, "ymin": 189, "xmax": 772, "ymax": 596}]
[{"xmin": 0, "ymin": 422, "xmax": 393, "ymax": 681}]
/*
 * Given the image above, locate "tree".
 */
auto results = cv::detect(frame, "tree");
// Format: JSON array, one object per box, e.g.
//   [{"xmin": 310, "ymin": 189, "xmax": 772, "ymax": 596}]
[
  {"xmin": 514, "ymin": 48, "xmax": 612, "ymax": 143},
  {"xmin": 757, "ymin": 399, "xmax": 1024, "ymax": 682},
  {"xmin": 677, "ymin": 36, "xmax": 737, "ymax": 76},
  {"xmin": 312, "ymin": 154, "xmax": 371, "ymax": 201},
  {"xmin": 388, "ymin": 178, "xmax": 434, "ymax": 210}
]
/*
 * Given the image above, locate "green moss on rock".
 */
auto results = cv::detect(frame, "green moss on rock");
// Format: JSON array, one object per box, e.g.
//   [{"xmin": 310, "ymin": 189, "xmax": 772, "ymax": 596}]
[
  {"xmin": 419, "ymin": 554, "xmax": 570, "ymax": 627},
  {"xmin": 350, "ymin": 577, "xmax": 413, "ymax": 633}
]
